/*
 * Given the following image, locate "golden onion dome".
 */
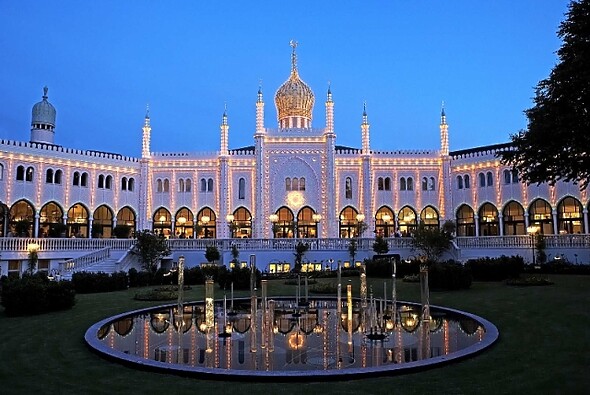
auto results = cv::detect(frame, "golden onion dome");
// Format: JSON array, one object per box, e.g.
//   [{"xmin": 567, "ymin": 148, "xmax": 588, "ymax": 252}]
[{"xmin": 275, "ymin": 41, "xmax": 315, "ymax": 123}]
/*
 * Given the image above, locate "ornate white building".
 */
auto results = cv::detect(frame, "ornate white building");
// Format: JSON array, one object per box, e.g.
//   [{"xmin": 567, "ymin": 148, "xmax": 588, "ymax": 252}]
[{"xmin": 1, "ymin": 44, "xmax": 588, "ymax": 275}]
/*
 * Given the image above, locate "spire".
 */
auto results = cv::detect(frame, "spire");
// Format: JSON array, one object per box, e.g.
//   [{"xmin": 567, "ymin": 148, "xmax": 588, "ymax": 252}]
[
  {"xmin": 325, "ymin": 82, "xmax": 334, "ymax": 134},
  {"xmin": 257, "ymin": 81, "xmax": 263, "ymax": 103},
  {"xmin": 144, "ymin": 104, "xmax": 150, "ymax": 126},
  {"xmin": 327, "ymin": 81, "xmax": 332, "ymax": 102},
  {"xmin": 441, "ymin": 101, "xmax": 446, "ymax": 124},
  {"xmin": 222, "ymin": 102, "xmax": 228, "ymax": 125},
  {"xmin": 142, "ymin": 105, "xmax": 151, "ymax": 159},
  {"xmin": 440, "ymin": 101, "xmax": 449, "ymax": 156},
  {"xmin": 256, "ymin": 83, "xmax": 265, "ymax": 134},
  {"xmin": 361, "ymin": 102, "xmax": 370, "ymax": 155},
  {"xmin": 362, "ymin": 101, "xmax": 368, "ymax": 123},
  {"xmin": 220, "ymin": 104, "xmax": 229, "ymax": 155},
  {"xmin": 289, "ymin": 39, "xmax": 298, "ymax": 75},
  {"xmin": 43, "ymin": 86, "xmax": 48, "ymax": 100}
]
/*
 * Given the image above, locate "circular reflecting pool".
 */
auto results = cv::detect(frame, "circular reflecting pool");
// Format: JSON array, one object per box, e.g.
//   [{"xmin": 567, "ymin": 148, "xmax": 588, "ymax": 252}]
[{"xmin": 85, "ymin": 297, "xmax": 498, "ymax": 381}]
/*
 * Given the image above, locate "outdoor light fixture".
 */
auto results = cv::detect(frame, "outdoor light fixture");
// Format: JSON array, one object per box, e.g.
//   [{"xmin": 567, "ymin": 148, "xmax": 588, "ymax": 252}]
[
  {"xmin": 159, "ymin": 215, "xmax": 166, "ymax": 223},
  {"xmin": 177, "ymin": 216, "xmax": 186, "ymax": 225},
  {"xmin": 356, "ymin": 213, "xmax": 365, "ymax": 222},
  {"xmin": 312, "ymin": 213, "xmax": 322, "ymax": 222},
  {"xmin": 269, "ymin": 214, "xmax": 279, "ymax": 223},
  {"xmin": 382, "ymin": 214, "xmax": 391, "ymax": 223},
  {"xmin": 201, "ymin": 215, "xmax": 210, "ymax": 224},
  {"xmin": 226, "ymin": 214, "xmax": 234, "ymax": 223}
]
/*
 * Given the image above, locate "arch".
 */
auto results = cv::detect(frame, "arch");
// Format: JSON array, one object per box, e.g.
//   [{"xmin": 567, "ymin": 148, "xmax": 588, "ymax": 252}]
[
  {"xmin": 197, "ymin": 207, "xmax": 217, "ymax": 238},
  {"xmin": 81, "ymin": 172, "xmax": 88, "ymax": 187},
  {"xmin": 98, "ymin": 174, "xmax": 105, "ymax": 189},
  {"xmin": 116, "ymin": 206, "xmax": 136, "ymax": 237},
  {"xmin": 297, "ymin": 206, "xmax": 319, "ymax": 238},
  {"xmin": 231, "ymin": 207, "xmax": 252, "ymax": 238},
  {"xmin": 503, "ymin": 169, "xmax": 511, "ymax": 185},
  {"xmin": 456, "ymin": 204, "xmax": 475, "ymax": 236},
  {"xmin": 174, "ymin": 207, "xmax": 194, "ymax": 238},
  {"xmin": 273, "ymin": 206, "xmax": 295, "ymax": 238},
  {"xmin": 292, "ymin": 177, "xmax": 299, "ymax": 191},
  {"xmin": 400, "ymin": 177, "xmax": 406, "ymax": 191},
  {"xmin": 16, "ymin": 165, "xmax": 25, "ymax": 181},
  {"xmin": 157, "ymin": 179, "xmax": 163, "ymax": 193},
  {"xmin": 178, "ymin": 178, "xmax": 185, "ymax": 193},
  {"xmin": 502, "ymin": 200, "xmax": 525, "ymax": 235},
  {"xmin": 486, "ymin": 172, "xmax": 493, "ymax": 187},
  {"xmin": 54, "ymin": 169, "xmax": 62, "ymax": 184},
  {"xmin": 528, "ymin": 198, "xmax": 554, "ymax": 235},
  {"xmin": 502, "ymin": 200, "xmax": 526, "ymax": 236},
  {"xmin": 93, "ymin": 205, "xmax": 114, "ymax": 238},
  {"xmin": 285, "ymin": 177, "xmax": 291, "ymax": 191},
  {"xmin": 46, "ymin": 168, "xmax": 54, "ymax": 183},
  {"xmin": 163, "ymin": 179, "xmax": 170, "ymax": 193},
  {"xmin": 407, "ymin": 177, "xmax": 414, "ymax": 191},
  {"xmin": 73, "ymin": 171, "xmax": 80, "ymax": 186},
  {"xmin": 339, "ymin": 206, "xmax": 360, "ymax": 238},
  {"xmin": 345, "ymin": 177, "xmax": 352, "ymax": 199},
  {"xmin": 299, "ymin": 177, "xmax": 305, "ymax": 191},
  {"xmin": 238, "ymin": 178, "xmax": 246, "ymax": 200},
  {"xmin": 121, "ymin": 177, "xmax": 128, "ymax": 191},
  {"xmin": 478, "ymin": 202, "xmax": 499, "ymax": 236},
  {"xmin": 464, "ymin": 174, "xmax": 470, "ymax": 189},
  {"xmin": 153, "ymin": 207, "xmax": 172, "ymax": 238},
  {"xmin": 25, "ymin": 166, "xmax": 34, "ymax": 182},
  {"xmin": 557, "ymin": 196, "xmax": 584, "ymax": 234},
  {"xmin": 384, "ymin": 177, "xmax": 391, "ymax": 191},
  {"xmin": 429, "ymin": 177, "xmax": 435, "ymax": 191},
  {"xmin": 200, "ymin": 178, "xmax": 207, "ymax": 192},
  {"xmin": 9, "ymin": 199, "xmax": 35, "ymax": 237},
  {"xmin": 105, "ymin": 175, "xmax": 113, "ymax": 189},
  {"xmin": 398, "ymin": 206, "xmax": 417, "ymax": 236},
  {"xmin": 184, "ymin": 178, "xmax": 191, "ymax": 192},
  {"xmin": 421, "ymin": 177, "xmax": 428, "ymax": 191},
  {"xmin": 457, "ymin": 175, "xmax": 463, "ymax": 189},
  {"xmin": 378, "ymin": 177, "xmax": 384, "ymax": 191},
  {"xmin": 207, "ymin": 178, "xmax": 213, "ymax": 192},
  {"xmin": 375, "ymin": 206, "xmax": 395, "ymax": 237},
  {"xmin": 420, "ymin": 206, "xmax": 440, "ymax": 229},
  {"xmin": 478, "ymin": 173, "xmax": 485, "ymax": 188},
  {"xmin": 67, "ymin": 203, "xmax": 89, "ymax": 238},
  {"xmin": 40, "ymin": 201, "xmax": 64, "ymax": 237},
  {"xmin": 511, "ymin": 169, "xmax": 519, "ymax": 183}
]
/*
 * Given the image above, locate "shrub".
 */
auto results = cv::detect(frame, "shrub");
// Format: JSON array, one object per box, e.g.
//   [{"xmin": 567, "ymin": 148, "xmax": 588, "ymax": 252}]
[
  {"xmin": 71, "ymin": 271, "xmax": 128, "ymax": 294},
  {"xmin": 1, "ymin": 273, "xmax": 76, "ymax": 316},
  {"xmin": 365, "ymin": 258, "xmax": 420, "ymax": 278},
  {"xmin": 216, "ymin": 266, "xmax": 261, "ymax": 290},
  {"xmin": 309, "ymin": 282, "xmax": 338, "ymax": 294},
  {"xmin": 465, "ymin": 255, "xmax": 524, "ymax": 281},
  {"xmin": 134, "ymin": 286, "xmax": 178, "ymax": 301},
  {"xmin": 428, "ymin": 261, "xmax": 472, "ymax": 290}
]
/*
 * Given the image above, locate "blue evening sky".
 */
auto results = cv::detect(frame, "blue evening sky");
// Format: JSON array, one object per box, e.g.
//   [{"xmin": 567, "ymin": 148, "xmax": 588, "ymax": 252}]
[{"xmin": 0, "ymin": 1, "xmax": 569, "ymax": 157}]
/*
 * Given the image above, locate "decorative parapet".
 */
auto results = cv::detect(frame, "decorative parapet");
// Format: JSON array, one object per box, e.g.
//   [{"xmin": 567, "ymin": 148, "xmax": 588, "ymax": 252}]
[{"xmin": 450, "ymin": 143, "xmax": 513, "ymax": 160}]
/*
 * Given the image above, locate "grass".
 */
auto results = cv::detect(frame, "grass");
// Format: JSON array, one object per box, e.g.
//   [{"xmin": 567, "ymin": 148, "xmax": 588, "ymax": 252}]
[{"xmin": 1, "ymin": 275, "xmax": 589, "ymax": 394}]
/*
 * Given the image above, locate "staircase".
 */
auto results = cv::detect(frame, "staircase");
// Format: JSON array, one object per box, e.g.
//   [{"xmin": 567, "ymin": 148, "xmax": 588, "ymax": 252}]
[{"xmin": 80, "ymin": 257, "xmax": 120, "ymax": 274}]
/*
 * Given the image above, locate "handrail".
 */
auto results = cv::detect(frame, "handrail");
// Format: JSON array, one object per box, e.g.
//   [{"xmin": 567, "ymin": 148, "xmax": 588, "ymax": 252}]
[{"xmin": 60, "ymin": 247, "xmax": 111, "ymax": 273}]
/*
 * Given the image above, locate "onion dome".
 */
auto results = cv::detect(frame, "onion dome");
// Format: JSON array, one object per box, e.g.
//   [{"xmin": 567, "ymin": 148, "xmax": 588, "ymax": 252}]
[
  {"xmin": 275, "ymin": 41, "xmax": 315, "ymax": 128},
  {"xmin": 31, "ymin": 86, "xmax": 56, "ymax": 130}
]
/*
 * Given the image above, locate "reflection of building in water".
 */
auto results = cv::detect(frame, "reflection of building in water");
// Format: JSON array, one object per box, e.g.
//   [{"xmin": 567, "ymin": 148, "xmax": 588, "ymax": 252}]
[{"xmin": 2, "ymin": 43, "xmax": 588, "ymax": 272}]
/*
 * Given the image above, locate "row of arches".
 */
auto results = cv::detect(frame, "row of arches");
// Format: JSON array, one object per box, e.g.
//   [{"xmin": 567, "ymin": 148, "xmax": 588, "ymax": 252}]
[{"xmin": 0, "ymin": 200, "xmax": 136, "ymax": 238}]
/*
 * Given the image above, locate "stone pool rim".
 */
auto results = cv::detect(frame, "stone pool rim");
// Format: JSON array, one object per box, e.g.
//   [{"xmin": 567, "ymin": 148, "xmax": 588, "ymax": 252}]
[{"xmin": 84, "ymin": 297, "xmax": 499, "ymax": 382}]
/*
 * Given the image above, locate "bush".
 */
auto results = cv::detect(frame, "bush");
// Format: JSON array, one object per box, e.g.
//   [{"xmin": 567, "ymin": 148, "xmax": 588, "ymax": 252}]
[
  {"xmin": 365, "ymin": 258, "xmax": 420, "ymax": 278},
  {"xmin": 134, "ymin": 286, "xmax": 178, "ymax": 301},
  {"xmin": 1, "ymin": 273, "xmax": 76, "ymax": 316},
  {"xmin": 428, "ymin": 261, "xmax": 472, "ymax": 290},
  {"xmin": 71, "ymin": 271, "xmax": 128, "ymax": 294},
  {"xmin": 216, "ymin": 266, "xmax": 261, "ymax": 290},
  {"xmin": 465, "ymin": 255, "xmax": 524, "ymax": 281},
  {"xmin": 525, "ymin": 261, "xmax": 590, "ymax": 275}
]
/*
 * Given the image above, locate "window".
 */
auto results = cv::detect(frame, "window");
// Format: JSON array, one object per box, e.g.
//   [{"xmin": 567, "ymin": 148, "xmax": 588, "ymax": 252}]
[
  {"xmin": 345, "ymin": 177, "xmax": 352, "ymax": 199},
  {"xmin": 81, "ymin": 172, "xmax": 88, "ymax": 187},
  {"xmin": 105, "ymin": 175, "xmax": 113, "ymax": 189},
  {"xmin": 286, "ymin": 177, "xmax": 291, "ymax": 191},
  {"xmin": 384, "ymin": 177, "xmax": 391, "ymax": 191},
  {"xmin": 429, "ymin": 177, "xmax": 435, "ymax": 191},
  {"xmin": 178, "ymin": 178, "xmax": 185, "ymax": 192},
  {"xmin": 156, "ymin": 179, "xmax": 163, "ymax": 193},
  {"xmin": 98, "ymin": 174, "xmax": 105, "ymax": 189},
  {"xmin": 292, "ymin": 177, "xmax": 299, "ymax": 191},
  {"xmin": 407, "ymin": 177, "xmax": 414, "ymax": 191},
  {"xmin": 299, "ymin": 177, "xmax": 305, "ymax": 191},
  {"xmin": 511, "ymin": 169, "xmax": 519, "ymax": 183},
  {"xmin": 55, "ymin": 170, "xmax": 62, "ymax": 184},
  {"xmin": 486, "ymin": 172, "xmax": 493, "ymax": 186},
  {"xmin": 0, "ymin": 163, "xmax": 4, "ymax": 180},
  {"xmin": 25, "ymin": 166, "xmax": 34, "ymax": 182},
  {"xmin": 400, "ymin": 177, "xmax": 406, "ymax": 191},
  {"xmin": 128, "ymin": 178, "xmax": 135, "ymax": 191},
  {"xmin": 503, "ymin": 169, "xmax": 511, "ymax": 185},
  {"xmin": 238, "ymin": 178, "xmax": 245, "ymax": 200},
  {"xmin": 207, "ymin": 178, "xmax": 213, "ymax": 192},
  {"xmin": 185, "ymin": 178, "xmax": 191, "ymax": 192},
  {"xmin": 163, "ymin": 179, "xmax": 170, "ymax": 193},
  {"xmin": 421, "ymin": 177, "xmax": 428, "ymax": 191},
  {"xmin": 479, "ymin": 173, "xmax": 486, "ymax": 188},
  {"xmin": 46, "ymin": 169, "xmax": 54, "ymax": 183},
  {"xmin": 457, "ymin": 175, "xmax": 463, "ymax": 189},
  {"xmin": 73, "ymin": 172, "xmax": 80, "ymax": 186},
  {"xmin": 464, "ymin": 174, "xmax": 470, "ymax": 189},
  {"xmin": 121, "ymin": 177, "xmax": 128, "ymax": 191},
  {"xmin": 16, "ymin": 165, "xmax": 25, "ymax": 181},
  {"xmin": 378, "ymin": 177, "xmax": 384, "ymax": 191},
  {"xmin": 200, "ymin": 178, "xmax": 207, "ymax": 192}
]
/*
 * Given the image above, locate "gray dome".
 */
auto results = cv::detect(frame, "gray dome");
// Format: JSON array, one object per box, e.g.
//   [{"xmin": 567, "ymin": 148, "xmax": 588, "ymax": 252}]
[{"xmin": 31, "ymin": 86, "xmax": 56, "ymax": 127}]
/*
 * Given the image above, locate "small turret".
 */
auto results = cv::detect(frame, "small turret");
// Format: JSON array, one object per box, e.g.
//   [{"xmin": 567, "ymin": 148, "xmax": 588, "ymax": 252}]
[{"xmin": 30, "ymin": 86, "xmax": 57, "ymax": 144}]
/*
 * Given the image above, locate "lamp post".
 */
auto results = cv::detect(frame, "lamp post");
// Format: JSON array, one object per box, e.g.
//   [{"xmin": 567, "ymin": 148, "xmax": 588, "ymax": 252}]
[
  {"xmin": 312, "ymin": 213, "xmax": 321, "ymax": 238},
  {"xmin": 226, "ymin": 214, "xmax": 235, "ymax": 238},
  {"xmin": 527, "ymin": 225, "xmax": 539, "ymax": 266},
  {"xmin": 269, "ymin": 214, "xmax": 278, "ymax": 238},
  {"xmin": 356, "ymin": 213, "xmax": 365, "ymax": 238}
]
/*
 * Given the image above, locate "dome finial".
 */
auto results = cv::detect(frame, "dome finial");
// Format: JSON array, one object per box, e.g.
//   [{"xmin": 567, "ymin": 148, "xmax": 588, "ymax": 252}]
[
  {"xmin": 441, "ymin": 100, "xmax": 446, "ymax": 117},
  {"xmin": 145, "ymin": 103, "xmax": 150, "ymax": 119},
  {"xmin": 43, "ymin": 86, "xmax": 48, "ymax": 100},
  {"xmin": 363, "ymin": 101, "xmax": 367, "ymax": 116},
  {"xmin": 289, "ymin": 39, "xmax": 298, "ymax": 74}
]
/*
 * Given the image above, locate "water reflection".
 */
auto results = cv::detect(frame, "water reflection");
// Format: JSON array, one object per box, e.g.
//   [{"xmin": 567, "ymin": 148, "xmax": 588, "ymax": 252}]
[{"xmin": 96, "ymin": 298, "xmax": 486, "ymax": 373}]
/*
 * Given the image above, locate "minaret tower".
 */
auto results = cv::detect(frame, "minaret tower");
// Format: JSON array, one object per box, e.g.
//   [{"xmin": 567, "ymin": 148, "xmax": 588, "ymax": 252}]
[
  {"xmin": 361, "ymin": 102, "xmax": 370, "ymax": 155},
  {"xmin": 30, "ymin": 86, "xmax": 57, "ymax": 144},
  {"xmin": 256, "ymin": 84, "xmax": 265, "ymax": 135},
  {"xmin": 360, "ymin": 103, "xmax": 373, "ymax": 234},
  {"xmin": 142, "ymin": 106, "xmax": 151, "ymax": 159},
  {"xmin": 138, "ymin": 106, "xmax": 152, "ymax": 231},
  {"xmin": 325, "ymin": 83, "xmax": 334, "ymax": 133},
  {"xmin": 254, "ymin": 86, "xmax": 266, "ymax": 238},
  {"xmin": 324, "ymin": 84, "xmax": 336, "ymax": 237},
  {"xmin": 440, "ymin": 102, "xmax": 449, "ymax": 157},
  {"xmin": 220, "ymin": 105, "xmax": 229, "ymax": 156},
  {"xmin": 219, "ymin": 107, "xmax": 230, "ymax": 237}
]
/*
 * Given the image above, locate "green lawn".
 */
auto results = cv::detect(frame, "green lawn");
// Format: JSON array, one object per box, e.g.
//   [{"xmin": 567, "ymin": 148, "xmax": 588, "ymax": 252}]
[{"xmin": 1, "ymin": 275, "xmax": 589, "ymax": 395}]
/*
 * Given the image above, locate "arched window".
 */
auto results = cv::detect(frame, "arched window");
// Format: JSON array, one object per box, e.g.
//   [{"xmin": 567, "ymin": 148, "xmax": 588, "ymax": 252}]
[
  {"xmin": 286, "ymin": 177, "xmax": 291, "ymax": 191},
  {"xmin": 81, "ymin": 172, "xmax": 88, "ymax": 187},
  {"xmin": 292, "ymin": 177, "xmax": 299, "ymax": 191},
  {"xmin": 511, "ymin": 169, "xmax": 519, "ymax": 183},
  {"xmin": 457, "ymin": 175, "xmax": 463, "ymax": 189},
  {"xmin": 478, "ymin": 173, "xmax": 486, "ymax": 188},
  {"xmin": 230, "ymin": 207, "xmax": 252, "ymax": 238},
  {"xmin": 503, "ymin": 201, "xmax": 525, "ymax": 235},
  {"xmin": 116, "ymin": 207, "xmax": 136, "ymax": 237},
  {"xmin": 398, "ymin": 206, "xmax": 417, "ymax": 236},
  {"xmin": 105, "ymin": 175, "xmax": 112, "ymax": 189},
  {"xmin": 420, "ymin": 206, "xmax": 440, "ymax": 229},
  {"xmin": 238, "ymin": 178, "xmax": 245, "ymax": 199},
  {"xmin": 39, "ymin": 202, "xmax": 64, "ymax": 237},
  {"xmin": 73, "ymin": 171, "xmax": 80, "ymax": 186},
  {"xmin": 0, "ymin": 163, "xmax": 4, "ymax": 180},
  {"xmin": 464, "ymin": 174, "xmax": 470, "ymax": 189},
  {"xmin": 345, "ymin": 177, "xmax": 352, "ymax": 199},
  {"xmin": 174, "ymin": 207, "xmax": 194, "ymax": 238},
  {"xmin": 197, "ymin": 207, "xmax": 216, "ymax": 238},
  {"xmin": 486, "ymin": 172, "xmax": 493, "ymax": 186},
  {"xmin": 153, "ymin": 207, "xmax": 172, "ymax": 238},
  {"xmin": 378, "ymin": 177, "xmax": 384, "ymax": 191},
  {"xmin": 16, "ymin": 165, "xmax": 25, "ymax": 181},
  {"xmin": 200, "ymin": 178, "xmax": 207, "ymax": 192},
  {"xmin": 529, "ymin": 199, "xmax": 554, "ymax": 235},
  {"xmin": 384, "ymin": 177, "xmax": 391, "ymax": 191},
  {"xmin": 557, "ymin": 197, "xmax": 584, "ymax": 234},
  {"xmin": 25, "ymin": 166, "xmax": 34, "ymax": 182},
  {"xmin": 478, "ymin": 203, "xmax": 499, "ymax": 236},
  {"xmin": 9, "ymin": 200, "xmax": 35, "ymax": 237},
  {"xmin": 207, "ymin": 178, "xmax": 213, "ymax": 192},
  {"xmin": 67, "ymin": 203, "xmax": 89, "ymax": 238},
  {"xmin": 429, "ymin": 177, "xmax": 435, "ymax": 191},
  {"xmin": 456, "ymin": 204, "xmax": 475, "ymax": 236},
  {"xmin": 299, "ymin": 177, "xmax": 305, "ymax": 191},
  {"xmin": 121, "ymin": 177, "xmax": 128, "ymax": 191},
  {"xmin": 178, "ymin": 179, "xmax": 185, "ymax": 193},
  {"xmin": 185, "ymin": 179, "xmax": 191, "ymax": 192},
  {"xmin": 339, "ymin": 206, "xmax": 360, "ymax": 238},
  {"xmin": 375, "ymin": 206, "xmax": 394, "ymax": 237},
  {"xmin": 156, "ymin": 179, "xmax": 163, "ymax": 193},
  {"xmin": 93, "ymin": 205, "xmax": 114, "ymax": 238},
  {"xmin": 46, "ymin": 169, "xmax": 54, "ymax": 183},
  {"xmin": 407, "ymin": 177, "xmax": 414, "ymax": 191},
  {"xmin": 98, "ymin": 174, "xmax": 105, "ymax": 189},
  {"xmin": 297, "ymin": 206, "xmax": 319, "ymax": 238},
  {"xmin": 273, "ymin": 206, "xmax": 295, "ymax": 238},
  {"xmin": 400, "ymin": 177, "xmax": 406, "ymax": 191},
  {"xmin": 421, "ymin": 177, "xmax": 428, "ymax": 191},
  {"xmin": 54, "ymin": 170, "xmax": 62, "ymax": 184},
  {"xmin": 503, "ymin": 170, "xmax": 511, "ymax": 185},
  {"xmin": 163, "ymin": 179, "xmax": 170, "ymax": 193}
]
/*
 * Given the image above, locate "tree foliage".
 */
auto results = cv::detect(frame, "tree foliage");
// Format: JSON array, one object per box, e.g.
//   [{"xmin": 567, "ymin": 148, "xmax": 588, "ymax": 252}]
[
  {"xmin": 293, "ymin": 242, "xmax": 309, "ymax": 272},
  {"xmin": 372, "ymin": 236, "xmax": 389, "ymax": 255},
  {"xmin": 411, "ymin": 220, "xmax": 455, "ymax": 263},
  {"xmin": 348, "ymin": 238, "xmax": 358, "ymax": 263},
  {"xmin": 132, "ymin": 230, "xmax": 171, "ymax": 273},
  {"xmin": 205, "ymin": 245, "xmax": 220, "ymax": 263},
  {"xmin": 500, "ymin": 0, "xmax": 590, "ymax": 189}
]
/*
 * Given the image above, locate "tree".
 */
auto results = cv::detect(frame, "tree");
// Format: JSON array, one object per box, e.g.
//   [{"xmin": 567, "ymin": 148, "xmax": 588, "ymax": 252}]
[
  {"xmin": 500, "ymin": 0, "xmax": 590, "ymax": 189},
  {"xmin": 372, "ymin": 235, "xmax": 389, "ymax": 255},
  {"xmin": 132, "ymin": 230, "xmax": 171, "ymax": 273},
  {"xmin": 348, "ymin": 238, "xmax": 358, "ymax": 264},
  {"xmin": 293, "ymin": 242, "xmax": 309, "ymax": 272},
  {"xmin": 356, "ymin": 221, "xmax": 368, "ymax": 238},
  {"xmin": 411, "ymin": 220, "xmax": 455, "ymax": 263},
  {"xmin": 230, "ymin": 244, "xmax": 240, "ymax": 266},
  {"xmin": 205, "ymin": 245, "xmax": 220, "ymax": 264}
]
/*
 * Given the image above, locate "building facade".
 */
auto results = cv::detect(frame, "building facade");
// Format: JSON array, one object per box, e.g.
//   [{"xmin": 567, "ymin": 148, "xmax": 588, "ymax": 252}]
[{"xmin": 0, "ymin": 45, "xmax": 588, "ymax": 274}]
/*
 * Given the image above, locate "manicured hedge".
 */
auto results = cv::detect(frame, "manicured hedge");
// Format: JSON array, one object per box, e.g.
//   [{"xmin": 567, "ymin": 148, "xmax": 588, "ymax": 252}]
[
  {"xmin": 465, "ymin": 256, "xmax": 524, "ymax": 281},
  {"xmin": 1, "ymin": 273, "xmax": 76, "ymax": 316},
  {"xmin": 71, "ymin": 271, "xmax": 128, "ymax": 294}
]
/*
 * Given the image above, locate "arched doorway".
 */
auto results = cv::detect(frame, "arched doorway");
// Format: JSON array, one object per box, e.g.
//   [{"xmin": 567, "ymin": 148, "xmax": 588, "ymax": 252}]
[
  {"xmin": 297, "ymin": 206, "xmax": 319, "ymax": 238},
  {"xmin": 153, "ymin": 207, "xmax": 172, "ymax": 238},
  {"xmin": 557, "ymin": 197, "xmax": 584, "ymax": 234},
  {"xmin": 174, "ymin": 207, "xmax": 194, "ymax": 238},
  {"xmin": 9, "ymin": 200, "xmax": 35, "ymax": 237},
  {"xmin": 230, "ymin": 207, "xmax": 252, "ymax": 238},
  {"xmin": 456, "ymin": 204, "xmax": 475, "ymax": 236},
  {"xmin": 273, "ymin": 206, "xmax": 294, "ymax": 238},
  {"xmin": 67, "ymin": 203, "xmax": 89, "ymax": 238},
  {"xmin": 339, "ymin": 206, "xmax": 360, "ymax": 238},
  {"xmin": 93, "ymin": 205, "xmax": 114, "ymax": 238},
  {"xmin": 398, "ymin": 206, "xmax": 417, "ymax": 236},
  {"xmin": 116, "ymin": 207, "xmax": 136, "ymax": 237},
  {"xmin": 375, "ymin": 206, "xmax": 395, "ymax": 237},
  {"xmin": 528, "ymin": 199, "xmax": 554, "ymax": 235},
  {"xmin": 40, "ymin": 202, "xmax": 64, "ymax": 237},
  {"xmin": 420, "ymin": 206, "xmax": 440, "ymax": 230},
  {"xmin": 196, "ymin": 207, "xmax": 216, "ymax": 239},
  {"xmin": 478, "ymin": 203, "xmax": 499, "ymax": 236},
  {"xmin": 503, "ymin": 201, "xmax": 525, "ymax": 235}
]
